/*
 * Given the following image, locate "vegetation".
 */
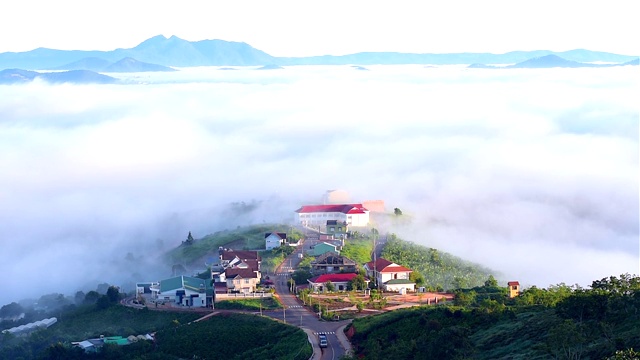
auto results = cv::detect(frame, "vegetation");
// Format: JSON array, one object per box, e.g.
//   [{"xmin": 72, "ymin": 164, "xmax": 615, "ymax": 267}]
[
  {"xmin": 261, "ymin": 245, "xmax": 296, "ymax": 274},
  {"xmin": 0, "ymin": 304, "xmax": 200, "ymax": 359},
  {"xmin": 346, "ymin": 274, "xmax": 640, "ymax": 360},
  {"xmin": 165, "ymin": 224, "xmax": 303, "ymax": 266},
  {"xmin": 381, "ymin": 234, "xmax": 494, "ymax": 290},
  {"xmin": 155, "ymin": 313, "xmax": 311, "ymax": 360},
  {"xmin": 215, "ymin": 297, "xmax": 282, "ymax": 310},
  {"xmin": 341, "ymin": 237, "xmax": 374, "ymax": 266}
]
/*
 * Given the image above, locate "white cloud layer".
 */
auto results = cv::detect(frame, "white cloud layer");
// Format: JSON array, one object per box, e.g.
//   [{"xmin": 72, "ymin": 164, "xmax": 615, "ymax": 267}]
[{"xmin": 0, "ymin": 65, "xmax": 638, "ymax": 304}]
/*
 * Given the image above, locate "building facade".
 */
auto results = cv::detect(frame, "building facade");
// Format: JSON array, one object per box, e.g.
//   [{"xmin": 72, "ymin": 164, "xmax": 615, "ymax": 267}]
[{"xmin": 295, "ymin": 204, "xmax": 370, "ymax": 227}]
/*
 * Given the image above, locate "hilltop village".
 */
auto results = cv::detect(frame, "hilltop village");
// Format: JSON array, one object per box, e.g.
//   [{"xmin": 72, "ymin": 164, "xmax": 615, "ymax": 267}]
[{"xmin": 139, "ymin": 191, "xmax": 450, "ymax": 310}]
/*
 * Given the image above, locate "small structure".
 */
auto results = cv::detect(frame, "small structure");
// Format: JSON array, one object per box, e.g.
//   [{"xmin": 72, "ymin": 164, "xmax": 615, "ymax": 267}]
[
  {"xmin": 152, "ymin": 276, "xmax": 211, "ymax": 307},
  {"xmin": 311, "ymin": 242, "xmax": 339, "ymax": 257},
  {"xmin": 507, "ymin": 281, "xmax": 520, "ymax": 298},
  {"xmin": 308, "ymin": 273, "xmax": 369, "ymax": 292},
  {"xmin": 265, "ymin": 232, "xmax": 287, "ymax": 250},
  {"xmin": 311, "ymin": 252, "xmax": 357, "ymax": 275},
  {"xmin": 2, "ymin": 317, "xmax": 57, "ymax": 336},
  {"xmin": 364, "ymin": 258, "xmax": 415, "ymax": 293},
  {"xmin": 326, "ymin": 220, "xmax": 348, "ymax": 237}
]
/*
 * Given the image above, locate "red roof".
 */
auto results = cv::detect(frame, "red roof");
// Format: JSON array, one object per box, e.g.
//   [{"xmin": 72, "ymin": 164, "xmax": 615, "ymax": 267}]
[
  {"xmin": 507, "ymin": 281, "xmax": 520, "ymax": 286},
  {"xmin": 365, "ymin": 258, "xmax": 412, "ymax": 273},
  {"xmin": 295, "ymin": 204, "xmax": 369, "ymax": 215},
  {"xmin": 308, "ymin": 273, "xmax": 365, "ymax": 284}
]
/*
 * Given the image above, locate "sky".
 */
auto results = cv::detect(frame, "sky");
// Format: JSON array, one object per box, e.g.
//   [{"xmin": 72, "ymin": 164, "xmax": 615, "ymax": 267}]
[
  {"xmin": 0, "ymin": 65, "xmax": 638, "ymax": 305},
  {"xmin": 1, "ymin": 0, "xmax": 639, "ymax": 56}
]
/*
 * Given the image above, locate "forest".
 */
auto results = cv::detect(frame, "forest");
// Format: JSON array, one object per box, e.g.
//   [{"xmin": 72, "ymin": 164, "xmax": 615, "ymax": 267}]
[{"xmin": 344, "ymin": 274, "xmax": 640, "ymax": 360}]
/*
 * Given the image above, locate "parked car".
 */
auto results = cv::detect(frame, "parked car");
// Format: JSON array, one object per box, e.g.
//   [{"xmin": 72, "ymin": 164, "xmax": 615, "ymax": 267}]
[{"xmin": 318, "ymin": 334, "xmax": 328, "ymax": 348}]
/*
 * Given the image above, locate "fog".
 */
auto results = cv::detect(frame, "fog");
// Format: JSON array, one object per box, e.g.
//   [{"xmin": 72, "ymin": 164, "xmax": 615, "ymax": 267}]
[{"xmin": 0, "ymin": 65, "xmax": 637, "ymax": 305}]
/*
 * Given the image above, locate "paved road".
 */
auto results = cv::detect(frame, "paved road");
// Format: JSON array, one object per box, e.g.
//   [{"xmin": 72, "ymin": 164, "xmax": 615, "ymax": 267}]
[{"xmin": 265, "ymin": 234, "xmax": 352, "ymax": 360}]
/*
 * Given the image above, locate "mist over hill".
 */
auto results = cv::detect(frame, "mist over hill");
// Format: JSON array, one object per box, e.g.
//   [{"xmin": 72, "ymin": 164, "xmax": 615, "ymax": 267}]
[{"xmin": 0, "ymin": 63, "xmax": 636, "ymax": 306}]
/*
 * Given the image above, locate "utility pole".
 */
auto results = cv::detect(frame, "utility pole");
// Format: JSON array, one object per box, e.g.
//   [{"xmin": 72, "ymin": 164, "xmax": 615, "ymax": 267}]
[{"xmin": 283, "ymin": 306, "xmax": 286, "ymax": 324}]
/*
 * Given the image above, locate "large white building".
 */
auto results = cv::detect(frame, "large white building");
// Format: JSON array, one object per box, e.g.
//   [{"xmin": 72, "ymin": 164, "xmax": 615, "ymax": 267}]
[{"xmin": 295, "ymin": 204, "xmax": 370, "ymax": 227}]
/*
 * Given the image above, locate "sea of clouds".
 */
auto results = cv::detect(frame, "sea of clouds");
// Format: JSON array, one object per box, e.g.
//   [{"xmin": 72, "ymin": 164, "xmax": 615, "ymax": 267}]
[{"xmin": 0, "ymin": 64, "xmax": 637, "ymax": 304}]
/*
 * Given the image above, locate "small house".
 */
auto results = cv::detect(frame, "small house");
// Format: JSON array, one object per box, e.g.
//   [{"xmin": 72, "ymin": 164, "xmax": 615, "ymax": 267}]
[
  {"xmin": 507, "ymin": 281, "xmax": 520, "ymax": 298},
  {"xmin": 265, "ymin": 232, "xmax": 287, "ymax": 250}
]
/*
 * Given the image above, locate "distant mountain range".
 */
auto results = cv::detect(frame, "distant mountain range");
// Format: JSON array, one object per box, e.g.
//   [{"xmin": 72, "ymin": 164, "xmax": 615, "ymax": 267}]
[
  {"xmin": 469, "ymin": 54, "xmax": 640, "ymax": 69},
  {"xmin": 0, "ymin": 35, "xmax": 637, "ymax": 70},
  {"xmin": 55, "ymin": 57, "xmax": 175, "ymax": 72},
  {"xmin": 0, "ymin": 69, "xmax": 117, "ymax": 84}
]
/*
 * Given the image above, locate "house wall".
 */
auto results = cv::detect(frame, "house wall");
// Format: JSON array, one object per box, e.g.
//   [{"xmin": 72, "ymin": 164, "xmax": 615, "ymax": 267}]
[
  {"xmin": 380, "ymin": 271, "xmax": 411, "ymax": 283},
  {"xmin": 158, "ymin": 288, "xmax": 206, "ymax": 307},
  {"xmin": 265, "ymin": 234, "xmax": 282, "ymax": 250},
  {"xmin": 384, "ymin": 283, "xmax": 416, "ymax": 292},
  {"xmin": 308, "ymin": 281, "xmax": 350, "ymax": 292},
  {"xmin": 226, "ymin": 278, "xmax": 259, "ymax": 293},
  {"xmin": 346, "ymin": 212, "xmax": 369, "ymax": 227}
]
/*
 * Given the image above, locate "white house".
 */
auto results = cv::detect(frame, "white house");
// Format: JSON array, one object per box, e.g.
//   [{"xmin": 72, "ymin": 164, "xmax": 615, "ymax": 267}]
[
  {"xmin": 364, "ymin": 258, "xmax": 415, "ymax": 293},
  {"xmin": 295, "ymin": 204, "xmax": 370, "ymax": 227},
  {"xmin": 265, "ymin": 232, "xmax": 287, "ymax": 250}
]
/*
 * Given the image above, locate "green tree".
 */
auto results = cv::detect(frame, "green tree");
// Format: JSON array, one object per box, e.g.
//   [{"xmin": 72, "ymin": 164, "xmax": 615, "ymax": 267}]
[
  {"xmin": 106, "ymin": 286, "xmax": 120, "ymax": 303},
  {"xmin": 410, "ymin": 270, "xmax": 426, "ymax": 286},
  {"xmin": 83, "ymin": 290, "xmax": 100, "ymax": 305},
  {"xmin": 348, "ymin": 274, "xmax": 367, "ymax": 291},
  {"xmin": 394, "ymin": 208, "xmax": 403, "ymax": 216},
  {"xmin": 454, "ymin": 290, "xmax": 476, "ymax": 306},
  {"xmin": 606, "ymin": 348, "xmax": 640, "ymax": 360},
  {"xmin": 324, "ymin": 281, "xmax": 335, "ymax": 292},
  {"xmin": 484, "ymin": 275, "xmax": 498, "ymax": 287},
  {"xmin": 96, "ymin": 295, "xmax": 111, "ymax": 309},
  {"xmin": 0, "ymin": 302, "xmax": 23, "ymax": 318}
]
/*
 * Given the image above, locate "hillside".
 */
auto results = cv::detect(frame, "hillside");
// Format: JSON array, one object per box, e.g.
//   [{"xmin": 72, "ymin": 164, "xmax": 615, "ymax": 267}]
[
  {"xmin": 381, "ymin": 235, "xmax": 494, "ymax": 290},
  {"xmin": 0, "ymin": 69, "xmax": 117, "ymax": 84},
  {"xmin": 164, "ymin": 224, "xmax": 303, "ymax": 267},
  {"xmin": 0, "ymin": 305, "xmax": 310, "ymax": 359},
  {"xmin": 55, "ymin": 56, "xmax": 175, "ymax": 72},
  {"xmin": 345, "ymin": 274, "xmax": 640, "ymax": 360}
]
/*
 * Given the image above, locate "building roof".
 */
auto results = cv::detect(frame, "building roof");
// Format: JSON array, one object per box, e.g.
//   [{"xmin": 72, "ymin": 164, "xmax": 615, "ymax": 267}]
[
  {"xmin": 295, "ymin": 204, "xmax": 369, "ymax": 215},
  {"xmin": 385, "ymin": 279, "xmax": 416, "ymax": 285},
  {"xmin": 160, "ymin": 276, "xmax": 209, "ymax": 293},
  {"xmin": 225, "ymin": 268, "xmax": 258, "ymax": 279},
  {"xmin": 507, "ymin": 281, "xmax": 520, "ymax": 286},
  {"xmin": 365, "ymin": 258, "xmax": 412, "ymax": 273},
  {"xmin": 308, "ymin": 273, "xmax": 366, "ymax": 284},
  {"xmin": 265, "ymin": 232, "xmax": 287, "ymax": 239},
  {"xmin": 312, "ymin": 252, "xmax": 356, "ymax": 266}
]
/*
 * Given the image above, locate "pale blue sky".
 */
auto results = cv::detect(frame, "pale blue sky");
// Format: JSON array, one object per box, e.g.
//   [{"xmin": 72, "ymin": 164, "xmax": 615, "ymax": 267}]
[{"xmin": 2, "ymin": 0, "xmax": 638, "ymax": 56}]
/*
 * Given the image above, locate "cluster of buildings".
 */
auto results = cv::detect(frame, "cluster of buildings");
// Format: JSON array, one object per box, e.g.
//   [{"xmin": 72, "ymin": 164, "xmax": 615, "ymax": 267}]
[
  {"xmin": 139, "ymin": 192, "xmax": 418, "ymax": 308},
  {"xmin": 73, "ymin": 334, "xmax": 154, "ymax": 353},
  {"xmin": 141, "ymin": 248, "xmax": 262, "ymax": 308}
]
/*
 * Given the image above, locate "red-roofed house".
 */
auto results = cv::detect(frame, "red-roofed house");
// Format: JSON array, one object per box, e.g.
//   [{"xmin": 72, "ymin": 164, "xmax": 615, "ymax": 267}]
[
  {"xmin": 295, "ymin": 204, "xmax": 370, "ymax": 227},
  {"xmin": 307, "ymin": 273, "xmax": 369, "ymax": 292},
  {"xmin": 364, "ymin": 258, "xmax": 415, "ymax": 293}
]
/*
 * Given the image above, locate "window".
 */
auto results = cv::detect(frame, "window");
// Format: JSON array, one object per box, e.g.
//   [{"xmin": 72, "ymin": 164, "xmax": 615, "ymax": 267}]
[
  {"xmin": 245, "ymin": 279, "xmax": 250, "ymax": 284},
  {"xmin": 512, "ymin": 285, "xmax": 518, "ymax": 290}
]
